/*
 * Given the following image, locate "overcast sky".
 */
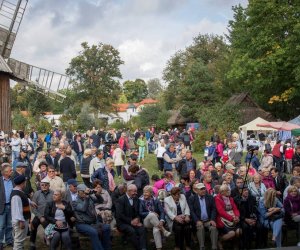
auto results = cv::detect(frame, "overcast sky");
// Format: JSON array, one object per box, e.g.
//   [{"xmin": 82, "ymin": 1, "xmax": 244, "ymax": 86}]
[{"xmin": 11, "ymin": 0, "xmax": 248, "ymax": 87}]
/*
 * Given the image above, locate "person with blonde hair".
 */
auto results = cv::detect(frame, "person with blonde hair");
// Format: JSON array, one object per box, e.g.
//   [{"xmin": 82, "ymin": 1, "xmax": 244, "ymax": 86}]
[
  {"xmin": 249, "ymin": 173, "xmax": 267, "ymax": 205},
  {"xmin": 215, "ymin": 184, "xmax": 240, "ymax": 250},
  {"xmin": 283, "ymin": 185, "xmax": 300, "ymax": 247},
  {"xmin": 258, "ymin": 188, "xmax": 283, "ymax": 247},
  {"xmin": 112, "ymin": 144, "xmax": 125, "ymax": 178},
  {"xmin": 32, "ymin": 151, "xmax": 47, "ymax": 174}
]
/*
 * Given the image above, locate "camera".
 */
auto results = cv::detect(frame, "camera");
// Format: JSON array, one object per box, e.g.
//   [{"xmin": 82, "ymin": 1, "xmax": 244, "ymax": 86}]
[{"xmin": 85, "ymin": 190, "xmax": 97, "ymax": 195}]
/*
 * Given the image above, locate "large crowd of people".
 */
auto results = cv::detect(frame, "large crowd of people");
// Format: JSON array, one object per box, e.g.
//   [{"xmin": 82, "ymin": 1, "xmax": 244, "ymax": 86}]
[{"xmin": 0, "ymin": 126, "xmax": 300, "ymax": 250}]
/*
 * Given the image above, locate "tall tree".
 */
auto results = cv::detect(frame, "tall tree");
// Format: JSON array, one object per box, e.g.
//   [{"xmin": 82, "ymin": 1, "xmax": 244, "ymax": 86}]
[
  {"xmin": 227, "ymin": 1, "xmax": 300, "ymax": 119},
  {"xmin": 147, "ymin": 78, "xmax": 163, "ymax": 99},
  {"xmin": 66, "ymin": 42, "xmax": 123, "ymax": 113},
  {"xmin": 123, "ymin": 79, "xmax": 148, "ymax": 103}
]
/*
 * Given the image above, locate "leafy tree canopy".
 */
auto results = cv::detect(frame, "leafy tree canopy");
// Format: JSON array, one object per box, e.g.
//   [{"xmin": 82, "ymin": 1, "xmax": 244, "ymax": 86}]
[{"xmin": 123, "ymin": 79, "xmax": 148, "ymax": 103}]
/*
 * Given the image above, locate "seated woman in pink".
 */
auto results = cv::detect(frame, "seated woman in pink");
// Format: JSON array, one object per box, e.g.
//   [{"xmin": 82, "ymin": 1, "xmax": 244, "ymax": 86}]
[
  {"xmin": 153, "ymin": 171, "xmax": 176, "ymax": 196},
  {"xmin": 261, "ymin": 168, "xmax": 275, "ymax": 189}
]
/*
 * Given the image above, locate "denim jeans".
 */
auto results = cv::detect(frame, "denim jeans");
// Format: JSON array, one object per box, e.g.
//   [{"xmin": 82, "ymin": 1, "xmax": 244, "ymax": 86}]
[
  {"xmin": 11, "ymin": 151, "xmax": 19, "ymax": 169},
  {"xmin": 0, "ymin": 204, "xmax": 13, "ymax": 245},
  {"xmin": 76, "ymin": 223, "xmax": 111, "ymax": 250},
  {"xmin": 77, "ymin": 152, "xmax": 83, "ymax": 171}
]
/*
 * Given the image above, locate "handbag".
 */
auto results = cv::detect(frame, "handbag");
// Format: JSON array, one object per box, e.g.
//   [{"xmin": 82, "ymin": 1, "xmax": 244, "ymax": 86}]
[
  {"xmin": 221, "ymin": 210, "xmax": 235, "ymax": 228},
  {"xmin": 44, "ymin": 223, "xmax": 56, "ymax": 245},
  {"xmin": 269, "ymin": 210, "xmax": 284, "ymax": 221}
]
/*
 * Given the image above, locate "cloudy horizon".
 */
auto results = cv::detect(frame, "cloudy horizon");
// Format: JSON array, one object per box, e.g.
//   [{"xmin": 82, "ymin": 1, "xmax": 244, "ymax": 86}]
[{"xmin": 10, "ymin": 0, "xmax": 248, "ymax": 86}]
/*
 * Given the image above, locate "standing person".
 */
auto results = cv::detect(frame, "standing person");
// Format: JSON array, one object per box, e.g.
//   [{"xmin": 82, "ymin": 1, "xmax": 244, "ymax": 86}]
[
  {"xmin": 0, "ymin": 139, "xmax": 11, "ymax": 165},
  {"xmin": 30, "ymin": 128, "xmax": 38, "ymax": 150},
  {"xmin": 115, "ymin": 184, "xmax": 147, "ymax": 250},
  {"xmin": 118, "ymin": 132, "xmax": 130, "ymax": 155},
  {"xmin": 72, "ymin": 134, "xmax": 84, "ymax": 170},
  {"xmin": 154, "ymin": 140, "xmax": 166, "ymax": 172},
  {"xmin": 112, "ymin": 144, "xmax": 125, "ymax": 178},
  {"xmin": 42, "ymin": 166, "xmax": 66, "ymax": 193},
  {"xmin": 176, "ymin": 150, "xmax": 197, "ymax": 178},
  {"xmin": 81, "ymin": 149, "xmax": 93, "ymax": 188},
  {"xmin": 89, "ymin": 149, "xmax": 105, "ymax": 177},
  {"xmin": 10, "ymin": 133, "xmax": 21, "ymax": 166},
  {"xmin": 60, "ymin": 149, "xmax": 77, "ymax": 184},
  {"xmin": 163, "ymin": 143, "xmax": 181, "ymax": 180},
  {"xmin": 11, "ymin": 175, "xmax": 32, "ymax": 250},
  {"xmin": 46, "ymin": 149, "xmax": 60, "ymax": 174},
  {"xmin": 285, "ymin": 143, "xmax": 294, "ymax": 174},
  {"xmin": 0, "ymin": 163, "xmax": 14, "ymax": 249},
  {"xmin": 272, "ymin": 141, "xmax": 284, "ymax": 173},
  {"xmin": 188, "ymin": 183, "xmax": 218, "ymax": 250},
  {"xmin": 239, "ymin": 128, "xmax": 245, "ymax": 149},
  {"xmin": 137, "ymin": 134, "xmax": 146, "ymax": 162}
]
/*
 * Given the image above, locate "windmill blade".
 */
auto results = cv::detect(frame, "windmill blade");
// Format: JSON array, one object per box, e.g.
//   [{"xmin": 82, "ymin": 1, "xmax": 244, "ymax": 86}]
[
  {"xmin": 0, "ymin": 0, "xmax": 28, "ymax": 58},
  {"xmin": 7, "ymin": 58, "xmax": 70, "ymax": 103}
]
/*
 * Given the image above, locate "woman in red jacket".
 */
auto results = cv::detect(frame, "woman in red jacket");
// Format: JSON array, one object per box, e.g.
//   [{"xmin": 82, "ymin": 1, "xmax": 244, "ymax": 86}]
[{"xmin": 215, "ymin": 184, "xmax": 241, "ymax": 250}]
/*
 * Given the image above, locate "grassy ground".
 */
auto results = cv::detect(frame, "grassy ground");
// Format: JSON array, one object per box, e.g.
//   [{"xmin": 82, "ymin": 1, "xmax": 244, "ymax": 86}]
[{"xmin": 10, "ymin": 152, "xmax": 297, "ymax": 249}]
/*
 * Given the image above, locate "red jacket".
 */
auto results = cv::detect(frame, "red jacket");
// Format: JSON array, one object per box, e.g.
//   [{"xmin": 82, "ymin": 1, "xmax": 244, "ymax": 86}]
[
  {"xmin": 272, "ymin": 144, "xmax": 282, "ymax": 158},
  {"xmin": 215, "ymin": 193, "xmax": 240, "ymax": 228},
  {"xmin": 118, "ymin": 137, "xmax": 130, "ymax": 151},
  {"xmin": 285, "ymin": 148, "xmax": 294, "ymax": 160}
]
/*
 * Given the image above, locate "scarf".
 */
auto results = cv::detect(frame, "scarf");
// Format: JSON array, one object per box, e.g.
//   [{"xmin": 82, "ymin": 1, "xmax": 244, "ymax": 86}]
[{"xmin": 106, "ymin": 167, "xmax": 115, "ymax": 192}]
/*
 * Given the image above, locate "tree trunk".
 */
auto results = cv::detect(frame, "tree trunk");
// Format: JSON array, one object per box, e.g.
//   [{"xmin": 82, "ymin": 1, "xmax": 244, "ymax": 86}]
[{"xmin": 0, "ymin": 74, "xmax": 11, "ymax": 133}]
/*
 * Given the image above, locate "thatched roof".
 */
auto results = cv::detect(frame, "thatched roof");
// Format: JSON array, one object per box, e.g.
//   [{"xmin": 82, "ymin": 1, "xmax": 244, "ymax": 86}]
[
  {"xmin": 226, "ymin": 92, "xmax": 274, "ymax": 124},
  {"xmin": 167, "ymin": 110, "xmax": 188, "ymax": 126}
]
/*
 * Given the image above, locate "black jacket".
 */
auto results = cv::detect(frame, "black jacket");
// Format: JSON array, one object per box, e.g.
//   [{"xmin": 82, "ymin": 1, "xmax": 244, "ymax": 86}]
[
  {"xmin": 188, "ymin": 194, "xmax": 217, "ymax": 223},
  {"xmin": 46, "ymin": 154, "xmax": 59, "ymax": 171},
  {"xmin": 234, "ymin": 194, "xmax": 258, "ymax": 222},
  {"xmin": 59, "ymin": 157, "xmax": 77, "ymax": 182},
  {"xmin": 133, "ymin": 169, "xmax": 150, "ymax": 197},
  {"xmin": 72, "ymin": 140, "xmax": 84, "ymax": 155},
  {"xmin": 176, "ymin": 158, "xmax": 197, "ymax": 176},
  {"xmin": 0, "ymin": 177, "xmax": 12, "ymax": 214},
  {"xmin": 44, "ymin": 200, "xmax": 75, "ymax": 227},
  {"xmin": 116, "ymin": 194, "xmax": 140, "ymax": 227},
  {"xmin": 81, "ymin": 156, "xmax": 93, "ymax": 176}
]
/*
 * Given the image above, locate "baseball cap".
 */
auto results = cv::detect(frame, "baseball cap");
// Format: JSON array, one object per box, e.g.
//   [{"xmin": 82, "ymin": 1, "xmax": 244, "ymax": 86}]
[
  {"xmin": 77, "ymin": 184, "xmax": 87, "ymax": 192},
  {"xmin": 67, "ymin": 179, "xmax": 78, "ymax": 186},
  {"xmin": 195, "ymin": 183, "xmax": 206, "ymax": 189},
  {"xmin": 225, "ymin": 163, "xmax": 236, "ymax": 170}
]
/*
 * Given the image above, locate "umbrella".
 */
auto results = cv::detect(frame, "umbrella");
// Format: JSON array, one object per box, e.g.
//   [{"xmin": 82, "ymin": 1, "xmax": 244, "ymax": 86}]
[
  {"xmin": 292, "ymin": 129, "xmax": 300, "ymax": 136},
  {"xmin": 257, "ymin": 121, "xmax": 300, "ymax": 131}
]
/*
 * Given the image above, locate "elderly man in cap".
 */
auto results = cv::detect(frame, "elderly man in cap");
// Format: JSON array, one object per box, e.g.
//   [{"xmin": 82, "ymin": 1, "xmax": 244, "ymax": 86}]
[
  {"xmin": 73, "ymin": 184, "xmax": 111, "ymax": 250},
  {"xmin": 188, "ymin": 183, "xmax": 218, "ymax": 250},
  {"xmin": 12, "ymin": 162, "xmax": 33, "ymax": 198},
  {"xmin": 13, "ymin": 148, "xmax": 32, "ymax": 178},
  {"xmin": 64, "ymin": 179, "xmax": 78, "ymax": 204},
  {"xmin": 0, "ymin": 163, "xmax": 14, "ymax": 250},
  {"xmin": 11, "ymin": 175, "xmax": 32, "ymax": 250},
  {"xmin": 225, "ymin": 163, "xmax": 239, "ymax": 184},
  {"xmin": 30, "ymin": 179, "xmax": 53, "ymax": 250}
]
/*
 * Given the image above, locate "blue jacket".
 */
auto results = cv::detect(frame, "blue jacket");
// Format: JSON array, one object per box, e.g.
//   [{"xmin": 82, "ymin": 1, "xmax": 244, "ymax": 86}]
[
  {"xmin": 258, "ymin": 197, "xmax": 283, "ymax": 226},
  {"xmin": 163, "ymin": 150, "xmax": 177, "ymax": 171},
  {"xmin": 139, "ymin": 196, "xmax": 165, "ymax": 221},
  {"xmin": 245, "ymin": 153, "xmax": 260, "ymax": 170},
  {"xmin": 91, "ymin": 167, "xmax": 115, "ymax": 191}
]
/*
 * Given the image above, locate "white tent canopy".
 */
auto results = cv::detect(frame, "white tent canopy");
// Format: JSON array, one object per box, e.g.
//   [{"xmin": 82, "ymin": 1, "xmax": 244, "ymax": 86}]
[{"xmin": 239, "ymin": 117, "xmax": 276, "ymax": 131}]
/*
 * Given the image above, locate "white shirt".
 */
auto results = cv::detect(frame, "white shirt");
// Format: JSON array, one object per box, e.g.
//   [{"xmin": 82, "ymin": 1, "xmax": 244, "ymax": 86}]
[
  {"xmin": 89, "ymin": 157, "xmax": 105, "ymax": 176},
  {"xmin": 71, "ymin": 192, "xmax": 78, "ymax": 202},
  {"xmin": 155, "ymin": 146, "xmax": 166, "ymax": 158}
]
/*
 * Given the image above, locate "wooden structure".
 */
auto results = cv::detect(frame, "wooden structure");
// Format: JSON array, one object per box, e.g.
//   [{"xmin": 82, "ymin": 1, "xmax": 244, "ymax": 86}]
[
  {"xmin": 0, "ymin": 0, "xmax": 71, "ymax": 132},
  {"xmin": 167, "ymin": 110, "xmax": 189, "ymax": 128},
  {"xmin": 226, "ymin": 92, "xmax": 274, "ymax": 124}
]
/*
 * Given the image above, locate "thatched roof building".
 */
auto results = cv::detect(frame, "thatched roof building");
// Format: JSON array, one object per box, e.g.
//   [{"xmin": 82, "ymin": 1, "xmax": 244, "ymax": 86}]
[
  {"xmin": 226, "ymin": 93, "xmax": 274, "ymax": 124},
  {"xmin": 167, "ymin": 110, "xmax": 189, "ymax": 127}
]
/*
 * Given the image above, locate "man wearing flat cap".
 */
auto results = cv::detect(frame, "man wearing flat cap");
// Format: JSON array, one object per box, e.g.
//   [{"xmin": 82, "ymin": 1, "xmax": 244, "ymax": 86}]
[
  {"xmin": 12, "ymin": 162, "xmax": 34, "ymax": 198},
  {"xmin": 188, "ymin": 183, "xmax": 218, "ymax": 250},
  {"xmin": 30, "ymin": 179, "xmax": 53, "ymax": 250},
  {"xmin": 11, "ymin": 175, "xmax": 31, "ymax": 250},
  {"xmin": 13, "ymin": 148, "xmax": 32, "ymax": 179}
]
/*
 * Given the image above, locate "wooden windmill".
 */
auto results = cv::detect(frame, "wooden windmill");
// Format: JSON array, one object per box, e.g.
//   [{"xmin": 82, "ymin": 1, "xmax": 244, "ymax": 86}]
[{"xmin": 0, "ymin": 0, "xmax": 70, "ymax": 133}]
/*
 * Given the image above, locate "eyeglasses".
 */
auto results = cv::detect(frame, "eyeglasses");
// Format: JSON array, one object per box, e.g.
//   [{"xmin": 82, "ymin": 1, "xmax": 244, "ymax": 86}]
[
  {"xmin": 48, "ymin": 170, "xmax": 55, "ymax": 173},
  {"xmin": 40, "ymin": 184, "xmax": 49, "ymax": 186}
]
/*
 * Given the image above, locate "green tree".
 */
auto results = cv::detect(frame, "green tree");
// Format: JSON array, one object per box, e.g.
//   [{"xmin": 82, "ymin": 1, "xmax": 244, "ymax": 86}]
[
  {"xmin": 147, "ymin": 78, "xmax": 163, "ymax": 99},
  {"xmin": 227, "ymin": 1, "xmax": 300, "ymax": 119},
  {"xmin": 138, "ymin": 105, "xmax": 170, "ymax": 128},
  {"xmin": 66, "ymin": 42, "xmax": 123, "ymax": 113},
  {"xmin": 118, "ymin": 93, "xmax": 128, "ymax": 103},
  {"xmin": 76, "ymin": 105, "xmax": 95, "ymax": 131},
  {"xmin": 123, "ymin": 79, "xmax": 148, "ymax": 103}
]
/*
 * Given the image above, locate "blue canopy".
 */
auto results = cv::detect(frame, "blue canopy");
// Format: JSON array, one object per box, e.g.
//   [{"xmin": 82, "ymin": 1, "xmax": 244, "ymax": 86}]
[{"xmin": 289, "ymin": 115, "xmax": 300, "ymax": 125}]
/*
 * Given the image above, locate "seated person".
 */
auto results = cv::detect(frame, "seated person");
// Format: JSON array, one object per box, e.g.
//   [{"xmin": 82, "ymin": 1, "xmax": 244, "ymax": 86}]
[
  {"xmin": 188, "ymin": 183, "xmax": 218, "ymax": 250},
  {"xmin": 116, "ymin": 184, "xmax": 147, "ymax": 250},
  {"xmin": 30, "ymin": 179, "xmax": 53, "ymax": 250},
  {"xmin": 44, "ymin": 190, "xmax": 75, "ymax": 250},
  {"xmin": 164, "ymin": 187, "xmax": 191, "ymax": 250},
  {"xmin": 139, "ymin": 185, "xmax": 171, "ymax": 250},
  {"xmin": 73, "ymin": 184, "xmax": 111, "ymax": 250}
]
